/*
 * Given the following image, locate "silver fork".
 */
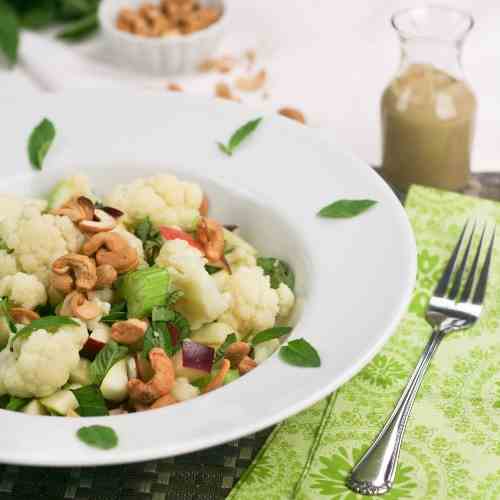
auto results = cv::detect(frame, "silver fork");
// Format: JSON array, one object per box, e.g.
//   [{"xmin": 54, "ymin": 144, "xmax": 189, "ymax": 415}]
[{"xmin": 347, "ymin": 221, "xmax": 495, "ymax": 496}]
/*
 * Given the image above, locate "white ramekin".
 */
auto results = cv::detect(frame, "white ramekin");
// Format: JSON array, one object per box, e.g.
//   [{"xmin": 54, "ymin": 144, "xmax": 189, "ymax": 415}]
[{"xmin": 98, "ymin": 0, "xmax": 226, "ymax": 75}]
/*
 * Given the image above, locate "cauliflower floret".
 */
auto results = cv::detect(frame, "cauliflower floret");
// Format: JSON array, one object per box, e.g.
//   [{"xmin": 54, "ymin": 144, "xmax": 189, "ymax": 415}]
[
  {"xmin": 47, "ymin": 175, "xmax": 93, "ymax": 209},
  {"xmin": 191, "ymin": 321, "xmax": 237, "ymax": 347},
  {"xmin": 156, "ymin": 239, "xmax": 230, "ymax": 329},
  {"xmin": 218, "ymin": 266, "xmax": 280, "ymax": 337},
  {"xmin": 0, "ymin": 321, "xmax": 88, "ymax": 398},
  {"xmin": 0, "ymin": 205, "xmax": 84, "ymax": 287},
  {"xmin": 0, "ymin": 273, "xmax": 47, "ymax": 309},
  {"xmin": 223, "ymin": 229, "xmax": 257, "ymax": 269},
  {"xmin": 113, "ymin": 225, "xmax": 147, "ymax": 267},
  {"xmin": 277, "ymin": 283, "xmax": 295, "ymax": 318},
  {"xmin": 171, "ymin": 377, "xmax": 200, "ymax": 401},
  {"xmin": 0, "ymin": 250, "xmax": 18, "ymax": 279},
  {"xmin": 105, "ymin": 174, "xmax": 203, "ymax": 230}
]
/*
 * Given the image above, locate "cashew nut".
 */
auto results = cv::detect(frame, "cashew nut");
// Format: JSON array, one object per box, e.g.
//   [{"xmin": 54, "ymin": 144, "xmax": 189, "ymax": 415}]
[
  {"xmin": 197, "ymin": 217, "xmax": 225, "ymax": 262},
  {"xmin": 59, "ymin": 290, "xmax": 101, "ymax": 320},
  {"xmin": 50, "ymin": 272, "xmax": 74, "ymax": 294},
  {"xmin": 52, "ymin": 254, "xmax": 97, "ymax": 291},
  {"xmin": 96, "ymin": 264, "xmax": 118, "ymax": 288},
  {"xmin": 238, "ymin": 356, "xmax": 257, "ymax": 375},
  {"xmin": 224, "ymin": 341, "xmax": 251, "ymax": 368},
  {"xmin": 127, "ymin": 348, "xmax": 175, "ymax": 405},
  {"xmin": 10, "ymin": 308, "xmax": 40, "ymax": 325},
  {"xmin": 83, "ymin": 233, "xmax": 139, "ymax": 274},
  {"xmin": 79, "ymin": 209, "xmax": 117, "ymax": 234},
  {"xmin": 202, "ymin": 358, "xmax": 230, "ymax": 394},
  {"xmin": 111, "ymin": 319, "xmax": 148, "ymax": 345},
  {"xmin": 150, "ymin": 393, "xmax": 177, "ymax": 410},
  {"xmin": 52, "ymin": 196, "xmax": 94, "ymax": 223}
]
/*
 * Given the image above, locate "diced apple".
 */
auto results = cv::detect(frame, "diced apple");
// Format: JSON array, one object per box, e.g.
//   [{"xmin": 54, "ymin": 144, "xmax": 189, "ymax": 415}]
[
  {"xmin": 172, "ymin": 350, "xmax": 210, "ymax": 381},
  {"xmin": 91, "ymin": 323, "xmax": 112, "ymax": 343},
  {"xmin": 126, "ymin": 356, "xmax": 138, "ymax": 380},
  {"xmin": 100, "ymin": 359, "xmax": 128, "ymax": 402},
  {"xmin": 22, "ymin": 400, "xmax": 48, "ymax": 416},
  {"xmin": 134, "ymin": 353, "xmax": 154, "ymax": 382},
  {"xmin": 69, "ymin": 358, "xmax": 92, "ymax": 385},
  {"xmin": 40, "ymin": 390, "xmax": 79, "ymax": 416},
  {"xmin": 191, "ymin": 322, "xmax": 234, "ymax": 348},
  {"xmin": 81, "ymin": 338, "xmax": 105, "ymax": 359}
]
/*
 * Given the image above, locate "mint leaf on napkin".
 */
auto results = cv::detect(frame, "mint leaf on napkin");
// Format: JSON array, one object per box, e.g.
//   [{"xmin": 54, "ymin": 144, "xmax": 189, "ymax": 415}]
[{"xmin": 218, "ymin": 118, "xmax": 263, "ymax": 156}]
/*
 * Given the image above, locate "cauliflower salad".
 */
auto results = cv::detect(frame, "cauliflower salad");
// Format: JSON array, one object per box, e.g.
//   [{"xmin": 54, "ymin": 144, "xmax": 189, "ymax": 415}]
[{"xmin": 0, "ymin": 173, "xmax": 297, "ymax": 417}]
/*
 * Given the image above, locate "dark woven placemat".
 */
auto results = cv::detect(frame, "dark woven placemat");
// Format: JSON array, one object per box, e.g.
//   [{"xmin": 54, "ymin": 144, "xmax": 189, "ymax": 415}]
[{"xmin": 1, "ymin": 172, "xmax": 499, "ymax": 500}]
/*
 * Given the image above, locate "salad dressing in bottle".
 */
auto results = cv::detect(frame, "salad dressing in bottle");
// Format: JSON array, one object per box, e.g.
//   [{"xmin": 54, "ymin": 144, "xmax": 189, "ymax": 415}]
[{"xmin": 381, "ymin": 7, "xmax": 476, "ymax": 191}]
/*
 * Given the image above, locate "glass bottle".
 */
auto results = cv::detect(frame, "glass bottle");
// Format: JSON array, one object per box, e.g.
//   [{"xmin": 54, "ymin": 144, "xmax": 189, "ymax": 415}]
[{"xmin": 380, "ymin": 6, "xmax": 476, "ymax": 191}]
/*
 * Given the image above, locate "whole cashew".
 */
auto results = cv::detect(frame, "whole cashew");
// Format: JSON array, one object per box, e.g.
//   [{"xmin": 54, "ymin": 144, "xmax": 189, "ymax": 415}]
[
  {"xmin": 52, "ymin": 254, "xmax": 97, "ymax": 291},
  {"xmin": 96, "ymin": 264, "xmax": 118, "ymax": 288},
  {"xmin": 202, "ymin": 358, "xmax": 230, "ymax": 394},
  {"xmin": 50, "ymin": 272, "xmax": 74, "ymax": 294},
  {"xmin": 59, "ymin": 290, "xmax": 101, "ymax": 321},
  {"xmin": 83, "ymin": 233, "xmax": 139, "ymax": 274},
  {"xmin": 127, "ymin": 348, "xmax": 175, "ymax": 405},
  {"xmin": 224, "ymin": 341, "xmax": 251, "ymax": 368},
  {"xmin": 238, "ymin": 356, "xmax": 257, "ymax": 375},
  {"xmin": 79, "ymin": 209, "xmax": 117, "ymax": 234},
  {"xmin": 52, "ymin": 196, "xmax": 94, "ymax": 223},
  {"xmin": 111, "ymin": 319, "xmax": 148, "ymax": 345}
]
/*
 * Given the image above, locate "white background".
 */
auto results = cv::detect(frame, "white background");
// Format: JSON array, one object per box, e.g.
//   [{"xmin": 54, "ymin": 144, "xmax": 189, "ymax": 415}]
[{"xmin": 1, "ymin": 0, "xmax": 498, "ymax": 171}]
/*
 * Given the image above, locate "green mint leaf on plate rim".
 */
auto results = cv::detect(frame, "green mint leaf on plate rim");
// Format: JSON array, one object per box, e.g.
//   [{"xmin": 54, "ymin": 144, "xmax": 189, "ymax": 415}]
[
  {"xmin": 252, "ymin": 326, "xmax": 292, "ymax": 346},
  {"xmin": 77, "ymin": 425, "xmax": 118, "ymax": 450},
  {"xmin": 0, "ymin": 0, "xmax": 19, "ymax": 65},
  {"xmin": 89, "ymin": 340, "xmax": 128, "ymax": 386},
  {"xmin": 28, "ymin": 118, "xmax": 56, "ymax": 170},
  {"xmin": 15, "ymin": 316, "xmax": 78, "ymax": 340},
  {"xmin": 279, "ymin": 338, "xmax": 321, "ymax": 368},
  {"xmin": 318, "ymin": 199, "xmax": 377, "ymax": 218},
  {"xmin": 218, "ymin": 117, "xmax": 262, "ymax": 156}
]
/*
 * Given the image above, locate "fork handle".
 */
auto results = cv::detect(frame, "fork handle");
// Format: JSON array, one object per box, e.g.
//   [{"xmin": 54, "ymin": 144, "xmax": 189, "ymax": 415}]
[{"xmin": 347, "ymin": 329, "xmax": 444, "ymax": 496}]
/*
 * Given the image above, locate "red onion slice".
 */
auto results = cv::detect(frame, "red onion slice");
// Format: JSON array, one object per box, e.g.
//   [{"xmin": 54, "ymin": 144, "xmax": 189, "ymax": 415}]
[{"xmin": 182, "ymin": 341, "xmax": 214, "ymax": 373}]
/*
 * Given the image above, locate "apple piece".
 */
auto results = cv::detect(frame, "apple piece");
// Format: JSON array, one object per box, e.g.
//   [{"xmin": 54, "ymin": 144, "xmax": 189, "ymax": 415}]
[
  {"xmin": 134, "ymin": 353, "xmax": 154, "ymax": 382},
  {"xmin": 172, "ymin": 350, "xmax": 211, "ymax": 381},
  {"xmin": 40, "ymin": 390, "xmax": 78, "ymax": 415},
  {"xmin": 126, "ymin": 356, "xmax": 138, "ymax": 380},
  {"xmin": 69, "ymin": 358, "xmax": 92, "ymax": 385},
  {"xmin": 22, "ymin": 400, "xmax": 48, "ymax": 416},
  {"xmin": 91, "ymin": 323, "xmax": 111, "ymax": 343},
  {"xmin": 100, "ymin": 359, "xmax": 128, "ymax": 402},
  {"xmin": 80, "ymin": 324, "xmax": 111, "ymax": 359}
]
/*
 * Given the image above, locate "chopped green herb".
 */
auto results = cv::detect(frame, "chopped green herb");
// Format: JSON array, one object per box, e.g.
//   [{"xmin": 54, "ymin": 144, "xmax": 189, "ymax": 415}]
[
  {"xmin": 28, "ymin": 118, "xmax": 56, "ymax": 170},
  {"xmin": 169, "ymin": 311, "xmax": 191, "ymax": 341},
  {"xmin": 165, "ymin": 289, "xmax": 184, "ymax": 307},
  {"xmin": 15, "ymin": 316, "xmax": 77, "ymax": 340},
  {"xmin": 257, "ymin": 257, "xmax": 295, "ymax": 291},
  {"xmin": 6, "ymin": 396, "xmax": 30, "ymax": 411},
  {"xmin": 143, "ymin": 324, "xmax": 174, "ymax": 358},
  {"xmin": 77, "ymin": 425, "xmax": 118, "ymax": 450},
  {"xmin": 191, "ymin": 375, "xmax": 211, "ymax": 389},
  {"xmin": 0, "ymin": 394, "xmax": 9, "ymax": 409},
  {"xmin": 252, "ymin": 326, "xmax": 292, "ymax": 346},
  {"xmin": 317, "ymin": 199, "xmax": 377, "ymax": 218},
  {"xmin": 279, "ymin": 338, "xmax": 320, "ymax": 368},
  {"xmin": 89, "ymin": 340, "xmax": 128, "ymax": 386},
  {"xmin": 35, "ymin": 302, "xmax": 57, "ymax": 317},
  {"xmin": 0, "ymin": 297, "xmax": 17, "ymax": 333},
  {"xmin": 134, "ymin": 217, "xmax": 163, "ymax": 266},
  {"xmin": 205, "ymin": 264, "xmax": 222, "ymax": 275},
  {"xmin": 151, "ymin": 305, "xmax": 175, "ymax": 324},
  {"xmin": 0, "ymin": 0, "xmax": 19, "ymax": 65},
  {"xmin": 214, "ymin": 333, "xmax": 237, "ymax": 363},
  {"xmin": 217, "ymin": 117, "xmax": 263, "ymax": 156},
  {"xmin": 223, "ymin": 369, "xmax": 240, "ymax": 385},
  {"xmin": 72, "ymin": 385, "xmax": 108, "ymax": 416}
]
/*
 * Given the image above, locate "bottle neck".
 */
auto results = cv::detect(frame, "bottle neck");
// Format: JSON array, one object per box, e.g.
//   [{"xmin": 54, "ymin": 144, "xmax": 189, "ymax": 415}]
[{"xmin": 398, "ymin": 38, "xmax": 464, "ymax": 80}]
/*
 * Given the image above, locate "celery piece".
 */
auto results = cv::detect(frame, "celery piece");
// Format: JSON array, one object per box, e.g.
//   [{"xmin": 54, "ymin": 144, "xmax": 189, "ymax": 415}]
[
  {"xmin": 120, "ymin": 267, "xmax": 170, "ymax": 319},
  {"xmin": 223, "ymin": 369, "xmax": 240, "ymax": 386}
]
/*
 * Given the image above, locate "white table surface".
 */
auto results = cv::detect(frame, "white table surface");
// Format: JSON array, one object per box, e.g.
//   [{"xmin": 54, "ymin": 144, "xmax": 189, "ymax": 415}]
[{"xmin": 1, "ymin": 0, "xmax": 498, "ymax": 172}]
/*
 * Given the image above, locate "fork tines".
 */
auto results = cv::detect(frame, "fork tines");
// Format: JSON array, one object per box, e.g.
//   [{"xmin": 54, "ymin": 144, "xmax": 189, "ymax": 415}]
[{"xmin": 433, "ymin": 220, "xmax": 496, "ymax": 304}]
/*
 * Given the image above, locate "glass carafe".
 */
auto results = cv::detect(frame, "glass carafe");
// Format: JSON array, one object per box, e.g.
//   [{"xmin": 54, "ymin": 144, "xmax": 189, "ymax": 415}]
[{"xmin": 380, "ymin": 6, "xmax": 476, "ymax": 191}]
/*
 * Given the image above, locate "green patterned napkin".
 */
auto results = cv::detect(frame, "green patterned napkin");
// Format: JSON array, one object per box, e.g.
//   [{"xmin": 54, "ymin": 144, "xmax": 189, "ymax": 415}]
[{"xmin": 229, "ymin": 185, "xmax": 500, "ymax": 500}]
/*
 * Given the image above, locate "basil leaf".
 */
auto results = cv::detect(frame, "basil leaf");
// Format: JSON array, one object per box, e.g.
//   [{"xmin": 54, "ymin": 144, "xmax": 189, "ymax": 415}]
[
  {"xmin": 279, "ymin": 338, "xmax": 320, "ymax": 368},
  {"xmin": 90, "ymin": 340, "xmax": 128, "ymax": 385},
  {"xmin": 205, "ymin": 264, "xmax": 222, "ymax": 275},
  {"xmin": 28, "ymin": 118, "xmax": 56, "ymax": 170},
  {"xmin": 15, "ymin": 316, "xmax": 78, "ymax": 340},
  {"xmin": 77, "ymin": 425, "xmax": 118, "ymax": 450},
  {"xmin": 257, "ymin": 257, "xmax": 295, "ymax": 291},
  {"xmin": 72, "ymin": 385, "xmax": 108, "ymax": 416},
  {"xmin": 252, "ymin": 326, "xmax": 292, "ymax": 346},
  {"xmin": 218, "ymin": 117, "xmax": 262, "ymax": 156},
  {"xmin": 57, "ymin": 11, "xmax": 98, "ymax": 41},
  {"xmin": 0, "ymin": 0, "xmax": 19, "ymax": 65},
  {"xmin": 214, "ymin": 333, "xmax": 237, "ymax": 363},
  {"xmin": 0, "ymin": 297, "xmax": 17, "ymax": 333},
  {"xmin": 318, "ymin": 199, "xmax": 377, "ymax": 218},
  {"xmin": 6, "ymin": 396, "xmax": 30, "ymax": 411}
]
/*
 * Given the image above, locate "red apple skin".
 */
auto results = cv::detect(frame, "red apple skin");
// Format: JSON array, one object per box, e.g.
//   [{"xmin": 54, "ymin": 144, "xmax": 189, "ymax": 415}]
[
  {"xmin": 80, "ymin": 338, "xmax": 106, "ymax": 360},
  {"xmin": 134, "ymin": 353, "xmax": 154, "ymax": 382}
]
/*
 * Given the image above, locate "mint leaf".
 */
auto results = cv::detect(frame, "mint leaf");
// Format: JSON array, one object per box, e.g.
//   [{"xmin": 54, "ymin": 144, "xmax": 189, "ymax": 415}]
[
  {"xmin": 0, "ymin": 0, "xmax": 19, "ymax": 65},
  {"xmin": 28, "ymin": 118, "xmax": 56, "ymax": 170},
  {"xmin": 72, "ymin": 385, "xmax": 108, "ymax": 416},
  {"xmin": 6, "ymin": 396, "xmax": 30, "ymax": 411},
  {"xmin": 134, "ymin": 217, "xmax": 163, "ymax": 266},
  {"xmin": 90, "ymin": 340, "xmax": 128, "ymax": 385},
  {"xmin": 257, "ymin": 257, "xmax": 295, "ymax": 291},
  {"xmin": 77, "ymin": 425, "xmax": 118, "ymax": 450},
  {"xmin": 252, "ymin": 326, "xmax": 292, "ymax": 346},
  {"xmin": 16, "ymin": 316, "xmax": 78, "ymax": 340},
  {"xmin": 0, "ymin": 394, "xmax": 9, "ymax": 409},
  {"xmin": 279, "ymin": 338, "xmax": 320, "ymax": 367},
  {"xmin": 318, "ymin": 199, "xmax": 377, "ymax": 218},
  {"xmin": 205, "ymin": 264, "xmax": 222, "ymax": 275},
  {"xmin": 214, "ymin": 333, "xmax": 237, "ymax": 363},
  {"xmin": 218, "ymin": 118, "xmax": 262, "ymax": 156},
  {"xmin": 165, "ymin": 289, "xmax": 184, "ymax": 307},
  {"xmin": 0, "ymin": 297, "xmax": 17, "ymax": 333},
  {"xmin": 57, "ymin": 11, "xmax": 98, "ymax": 41},
  {"xmin": 152, "ymin": 305, "xmax": 175, "ymax": 324}
]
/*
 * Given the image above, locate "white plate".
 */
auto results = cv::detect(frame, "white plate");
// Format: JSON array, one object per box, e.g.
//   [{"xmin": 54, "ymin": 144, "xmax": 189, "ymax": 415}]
[{"xmin": 0, "ymin": 92, "xmax": 416, "ymax": 467}]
